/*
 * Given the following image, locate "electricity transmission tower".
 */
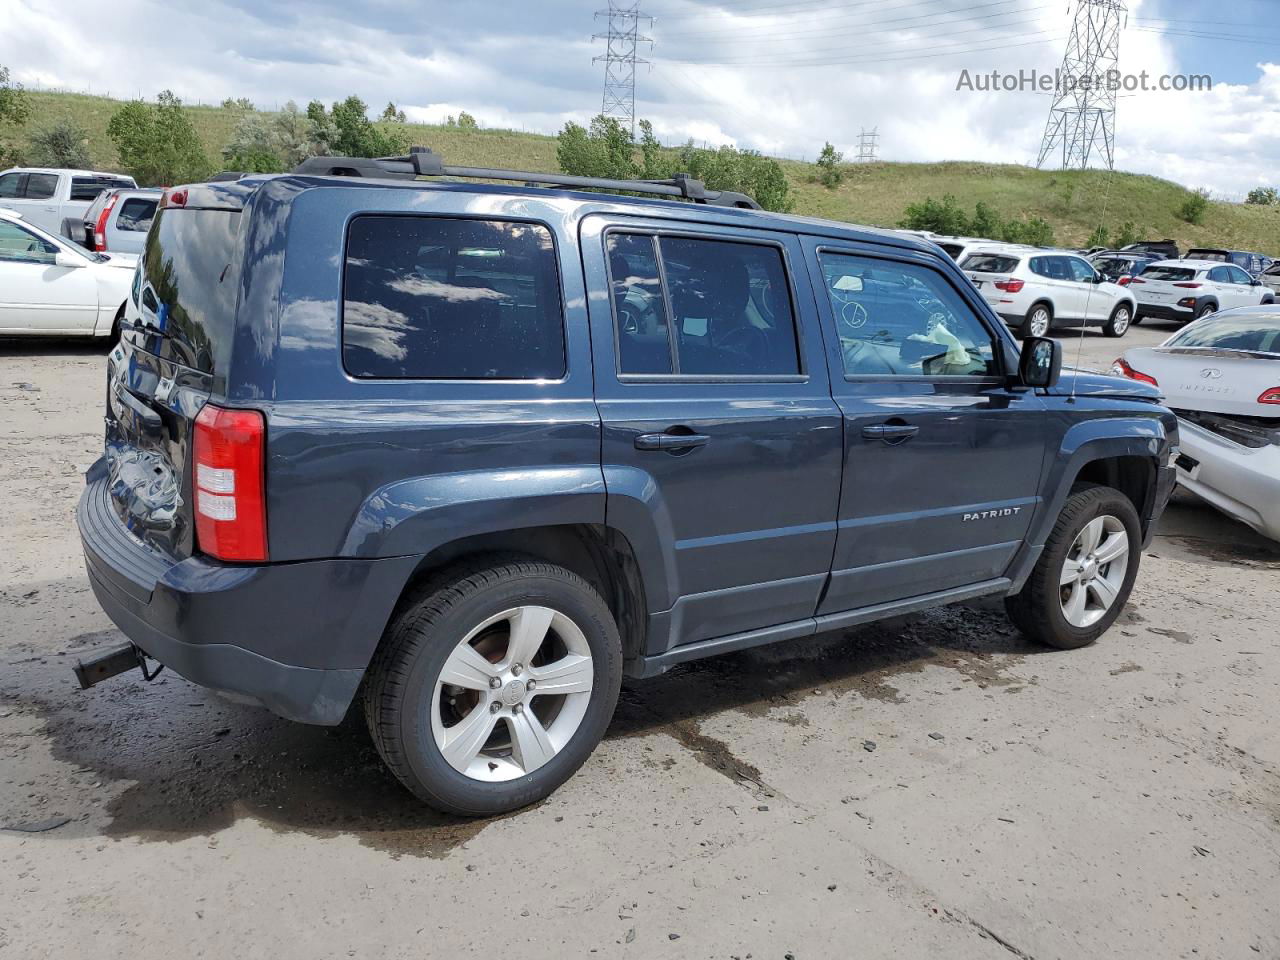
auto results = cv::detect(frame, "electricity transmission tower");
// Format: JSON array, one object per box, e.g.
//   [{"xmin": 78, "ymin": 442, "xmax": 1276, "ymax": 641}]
[
  {"xmin": 856, "ymin": 127, "xmax": 879, "ymax": 163},
  {"xmin": 593, "ymin": 2, "xmax": 653, "ymax": 137},
  {"xmin": 1036, "ymin": 0, "xmax": 1125, "ymax": 170}
]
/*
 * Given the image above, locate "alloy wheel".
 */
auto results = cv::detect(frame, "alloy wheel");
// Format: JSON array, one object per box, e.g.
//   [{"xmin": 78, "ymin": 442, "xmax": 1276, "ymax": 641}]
[
  {"xmin": 1059, "ymin": 515, "xmax": 1130, "ymax": 628},
  {"xmin": 430, "ymin": 606, "xmax": 594, "ymax": 782},
  {"xmin": 1028, "ymin": 308, "xmax": 1051, "ymax": 338}
]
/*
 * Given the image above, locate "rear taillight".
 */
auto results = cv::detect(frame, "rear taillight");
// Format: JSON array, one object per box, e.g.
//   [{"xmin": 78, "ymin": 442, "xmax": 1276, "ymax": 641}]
[
  {"xmin": 994, "ymin": 279, "xmax": 1025, "ymax": 293},
  {"xmin": 1173, "ymin": 282, "xmax": 1202, "ymax": 288},
  {"xmin": 1259, "ymin": 387, "xmax": 1280, "ymax": 405},
  {"xmin": 1111, "ymin": 358, "xmax": 1159, "ymax": 386},
  {"xmin": 1118, "ymin": 276, "xmax": 1132, "ymax": 286},
  {"xmin": 193, "ymin": 404, "xmax": 267, "ymax": 562},
  {"xmin": 1128, "ymin": 278, "xmax": 1146, "ymax": 284},
  {"xmin": 160, "ymin": 188, "xmax": 187, "ymax": 209},
  {"xmin": 92, "ymin": 193, "xmax": 119, "ymax": 251}
]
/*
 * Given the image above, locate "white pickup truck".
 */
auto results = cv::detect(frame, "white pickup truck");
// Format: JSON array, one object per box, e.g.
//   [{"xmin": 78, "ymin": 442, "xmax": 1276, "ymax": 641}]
[{"xmin": 0, "ymin": 167, "xmax": 137, "ymax": 238}]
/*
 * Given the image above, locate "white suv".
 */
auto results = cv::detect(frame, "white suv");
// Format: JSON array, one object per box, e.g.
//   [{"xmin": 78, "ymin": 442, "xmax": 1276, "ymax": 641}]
[
  {"xmin": 1130, "ymin": 259, "xmax": 1276, "ymax": 325},
  {"xmin": 960, "ymin": 249, "xmax": 1137, "ymax": 338}
]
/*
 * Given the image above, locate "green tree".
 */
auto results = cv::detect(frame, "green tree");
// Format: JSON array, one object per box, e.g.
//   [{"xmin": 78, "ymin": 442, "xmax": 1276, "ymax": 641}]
[
  {"xmin": 1086, "ymin": 224, "xmax": 1110, "ymax": 248},
  {"xmin": 380, "ymin": 101, "xmax": 406, "ymax": 123},
  {"xmin": 898, "ymin": 194, "xmax": 970, "ymax": 235},
  {"xmin": 106, "ymin": 90, "xmax": 210, "ymax": 186},
  {"xmin": 1178, "ymin": 188, "xmax": 1210, "ymax": 225},
  {"xmin": 456, "ymin": 111, "xmax": 479, "ymax": 131},
  {"xmin": 305, "ymin": 96, "xmax": 410, "ymax": 157},
  {"xmin": 556, "ymin": 115, "xmax": 637, "ymax": 180},
  {"xmin": 221, "ymin": 96, "xmax": 255, "ymax": 112},
  {"xmin": 0, "ymin": 64, "xmax": 32, "ymax": 165},
  {"xmin": 1001, "ymin": 216, "xmax": 1054, "ymax": 247},
  {"xmin": 272, "ymin": 101, "xmax": 316, "ymax": 167},
  {"xmin": 221, "ymin": 112, "xmax": 284, "ymax": 173},
  {"xmin": 1246, "ymin": 186, "xmax": 1278, "ymax": 206},
  {"xmin": 815, "ymin": 142, "xmax": 843, "ymax": 188},
  {"xmin": 968, "ymin": 201, "xmax": 1002, "ymax": 240},
  {"xmin": 26, "ymin": 117, "xmax": 91, "ymax": 168}
]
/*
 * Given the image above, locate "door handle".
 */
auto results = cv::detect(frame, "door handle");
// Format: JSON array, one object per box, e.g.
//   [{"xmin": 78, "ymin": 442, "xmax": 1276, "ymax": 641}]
[
  {"xmin": 862, "ymin": 423, "xmax": 919, "ymax": 443},
  {"xmin": 634, "ymin": 432, "xmax": 710, "ymax": 452}
]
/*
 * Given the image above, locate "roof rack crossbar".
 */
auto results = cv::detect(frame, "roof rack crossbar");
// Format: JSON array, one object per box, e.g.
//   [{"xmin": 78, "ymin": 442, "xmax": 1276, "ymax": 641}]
[{"xmin": 290, "ymin": 147, "xmax": 761, "ymax": 209}]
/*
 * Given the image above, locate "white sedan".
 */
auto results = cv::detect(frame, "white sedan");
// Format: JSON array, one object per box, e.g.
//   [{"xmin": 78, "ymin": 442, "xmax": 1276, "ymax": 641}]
[
  {"xmin": 1114, "ymin": 305, "xmax": 1280, "ymax": 540},
  {"xmin": 0, "ymin": 208, "xmax": 136, "ymax": 338}
]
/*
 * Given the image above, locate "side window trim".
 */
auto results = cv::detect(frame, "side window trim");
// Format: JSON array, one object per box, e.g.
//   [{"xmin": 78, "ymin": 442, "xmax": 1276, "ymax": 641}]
[
  {"xmin": 603, "ymin": 225, "xmax": 809, "ymax": 383},
  {"xmin": 814, "ymin": 244, "xmax": 1008, "ymax": 383}
]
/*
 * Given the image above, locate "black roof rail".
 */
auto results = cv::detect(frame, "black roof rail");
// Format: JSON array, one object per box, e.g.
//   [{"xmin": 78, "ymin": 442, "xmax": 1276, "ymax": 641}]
[
  {"xmin": 208, "ymin": 171, "xmax": 251, "ymax": 182},
  {"xmin": 290, "ymin": 146, "xmax": 762, "ymax": 210}
]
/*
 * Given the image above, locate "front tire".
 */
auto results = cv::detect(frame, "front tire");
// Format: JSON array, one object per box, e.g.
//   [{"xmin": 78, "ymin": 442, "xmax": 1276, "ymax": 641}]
[
  {"xmin": 364, "ymin": 558, "xmax": 623, "ymax": 816},
  {"xmin": 1005, "ymin": 484, "xmax": 1141, "ymax": 650},
  {"xmin": 1103, "ymin": 303, "xmax": 1132, "ymax": 338}
]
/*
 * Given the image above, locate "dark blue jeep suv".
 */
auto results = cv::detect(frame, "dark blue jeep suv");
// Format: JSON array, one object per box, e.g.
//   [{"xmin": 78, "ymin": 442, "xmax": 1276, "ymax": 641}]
[{"xmin": 76, "ymin": 150, "xmax": 1177, "ymax": 815}]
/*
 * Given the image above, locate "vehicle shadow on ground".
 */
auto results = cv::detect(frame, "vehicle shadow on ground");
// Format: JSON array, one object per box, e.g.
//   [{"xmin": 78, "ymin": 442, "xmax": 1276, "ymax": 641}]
[
  {"xmin": 8, "ymin": 601, "xmax": 1041, "ymax": 858},
  {"xmin": 0, "ymin": 338, "xmax": 109, "ymax": 358}
]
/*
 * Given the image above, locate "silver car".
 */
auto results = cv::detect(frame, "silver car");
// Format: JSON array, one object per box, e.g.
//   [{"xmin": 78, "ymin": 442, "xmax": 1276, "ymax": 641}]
[
  {"xmin": 80, "ymin": 187, "xmax": 162, "ymax": 256},
  {"xmin": 1115, "ymin": 306, "xmax": 1280, "ymax": 540}
]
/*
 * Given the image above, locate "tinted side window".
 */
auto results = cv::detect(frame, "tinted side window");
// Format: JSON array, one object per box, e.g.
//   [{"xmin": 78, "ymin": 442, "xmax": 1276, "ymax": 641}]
[
  {"xmin": 607, "ymin": 232, "xmax": 673, "ymax": 375},
  {"xmin": 658, "ymin": 236, "xmax": 800, "ymax": 376},
  {"xmin": 116, "ymin": 197, "xmax": 157, "ymax": 232},
  {"xmin": 1207, "ymin": 266, "xmax": 1230, "ymax": 283},
  {"xmin": 24, "ymin": 173, "xmax": 58, "ymax": 200},
  {"xmin": 1043, "ymin": 257, "xmax": 1072, "ymax": 280},
  {"xmin": 1227, "ymin": 265, "xmax": 1253, "ymax": 285},
  {"xmin": 1068, "ymin": 258, "xmax": 1097, "ymax": 282},
  {"xmin": 819, "ymin": 252, "xmax": 998, "ymax": 378},
  {"xmin": 0, "ymin": 173, "xmax": 21, "ymax": 198},
  {"xmin": 343, "ymin": 216, "xmax": 565, "ymax": 380},
  {"xmin": 1029, "ymin": 256, "xmax": 1050, "ymax": 278}
]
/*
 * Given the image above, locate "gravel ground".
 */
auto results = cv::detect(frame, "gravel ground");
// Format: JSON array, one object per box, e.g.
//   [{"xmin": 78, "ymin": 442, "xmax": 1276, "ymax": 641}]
[{"xmin": 2, "ymin": 323, "xmax": 1278, "ymax": 960}]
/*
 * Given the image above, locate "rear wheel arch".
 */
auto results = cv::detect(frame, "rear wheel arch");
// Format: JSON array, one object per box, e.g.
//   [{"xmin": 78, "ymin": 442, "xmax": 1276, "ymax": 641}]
[{"xmin": 387, "ymin": 524, "xmax": 650, "ymax": 667}]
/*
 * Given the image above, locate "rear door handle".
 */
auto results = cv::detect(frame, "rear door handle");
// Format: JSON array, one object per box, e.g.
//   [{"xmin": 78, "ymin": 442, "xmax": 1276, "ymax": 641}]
[
  {"xmin": 634, "ymin": 432, "xmax": 710, "ymax": 452},
  {"xmin": 862, "ymin": 423, "xmax": 919, "ymax": 443}
]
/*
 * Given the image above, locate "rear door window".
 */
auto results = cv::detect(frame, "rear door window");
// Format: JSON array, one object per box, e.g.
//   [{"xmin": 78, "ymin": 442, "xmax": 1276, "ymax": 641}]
[
  {"xmin": 342, "ymin": 216, "xmax": 566, "ymax": 380},
  {"xmin": 0, "ymin": 173, "xmax": 22, "ymax": 198},
  {"xmin": 24, "ymin": 173, "xmax": 58, "ymax": 200},
  {"xmin": 607, "ymin": 232, "xmax": 674, "ymax": 375}
]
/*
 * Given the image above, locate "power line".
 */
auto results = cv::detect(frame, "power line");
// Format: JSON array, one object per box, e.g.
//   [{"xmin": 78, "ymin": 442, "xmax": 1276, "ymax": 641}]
[
  {"xmin": 657, "ymin": 31, "xmax": 1065, "ymax": 68},
  {"xmin": 593, "ymin": 1, "xmax": 653, "ymax": 137},
  {"xmin": 1036, "ymin": 0, "xmax": 1125, "ymax": 171}
]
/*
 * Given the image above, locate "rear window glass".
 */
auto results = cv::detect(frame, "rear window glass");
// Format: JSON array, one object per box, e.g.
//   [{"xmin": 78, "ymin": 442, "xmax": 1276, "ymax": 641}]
[
  {"xmin": 961, "ymin": 254, "xmax": 1019, "ymax": 274},
  {"xmin": 1140, "ymin": 265, "xmax": 1196, "ymax": 282},
  {"xmin": 1167, "ymin": 314, "xmax": 1280, "ymax": 354},
  {"xmin": 140, "ymin": 208, "xmax": 242, "ymax": 374},
  {"xmin": 1186, "ymin": 250, "xmax": 1228, "ymax": 263},
  {"xmin": 116, "ymin": 197, "xmax": 157, "ymax": 232},
  {"xmin": 937, "ymin": 243, "xmax": 965, "ymax": 260},
  {"xmin": 342, "ymin": 216, "xmax": 565, "ymax": 380},
  {"xmin": 70, "ymin": 177, "xmax": 131, "ymax": 202}
]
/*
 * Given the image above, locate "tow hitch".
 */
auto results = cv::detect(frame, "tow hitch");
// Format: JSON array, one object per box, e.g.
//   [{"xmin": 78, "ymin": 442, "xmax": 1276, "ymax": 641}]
[{"xmin": 72, "ymin": 643, "xmax": 165, "ymax": 690}]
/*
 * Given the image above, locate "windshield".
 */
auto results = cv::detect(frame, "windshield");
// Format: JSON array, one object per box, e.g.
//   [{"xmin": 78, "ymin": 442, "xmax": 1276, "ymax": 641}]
[{"xmin": 1167, "ymin": 312, "xmax": 1280, "ymax": 354}]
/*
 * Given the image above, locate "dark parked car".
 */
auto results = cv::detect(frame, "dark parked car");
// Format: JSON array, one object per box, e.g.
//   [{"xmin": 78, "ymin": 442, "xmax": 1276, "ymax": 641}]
[
  {"xmin": 1090, "ymin": 252, "xmax": 1160, "ymax": 286},
  {"xmin": 1185, "ymin": 248, "xmax": 1274, "ymax": 278},
  {"xmin": 1121, "ymin": 239, "xmax": 1180, "ymax": 261},
  {"xmin": 75, "ymin": 151, "xmax": 1178, "ymax": 815}
]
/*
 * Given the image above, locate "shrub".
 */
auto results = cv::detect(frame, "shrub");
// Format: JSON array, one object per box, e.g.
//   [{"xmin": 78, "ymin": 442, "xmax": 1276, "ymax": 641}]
[
  {"xmin": 456, "ymin": 111, "xmax": 479, "ymax": 131},
  {"xmin": 1246, "ymin": 186, "xmax": 1278, "ymax": 206},
  {"xmin": 1178, "ymin": 188, "xmax": 1209, "ymax": 225},
  {"xmin": 106, "ymin": 91, "xmax": 210, "ymax": 186},
  {"xmin": 898, "ymin": 194, "xmax": 970, "ymax": 235},
  {"xmin": 26, "ymin": 117, "xmax": 91, "ymax": 168},
  {"xmin": 815, "ymin": 142, "xmax": 843, "ymax": 188}
]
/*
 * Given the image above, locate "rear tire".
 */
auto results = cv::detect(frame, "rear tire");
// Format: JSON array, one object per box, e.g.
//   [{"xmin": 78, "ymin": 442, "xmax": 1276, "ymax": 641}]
[
  {"xmin": 1103, "ymin": 303, "xmax": 1132, "ymax": 338},
  {"xmin": 1023, "ymin": 303, "xmax": 1053, "ymax": 339},
  {"xmin": 1005, "ymin": 484, "xmax": 1141, "ymax": 650},
  {"xmin": 364, "ymin": 557, "xmax": 623, "ymax": 816},
  {"xmin": 1194, "ymin": 302, "xmax": 1217, "ymax": 321}
]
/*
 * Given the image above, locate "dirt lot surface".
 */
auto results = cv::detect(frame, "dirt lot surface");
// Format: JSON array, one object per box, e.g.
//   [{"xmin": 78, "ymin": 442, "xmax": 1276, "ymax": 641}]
[{"xmin": 2, "ymin": 324, "xmax": 1278, "ymax": 959}]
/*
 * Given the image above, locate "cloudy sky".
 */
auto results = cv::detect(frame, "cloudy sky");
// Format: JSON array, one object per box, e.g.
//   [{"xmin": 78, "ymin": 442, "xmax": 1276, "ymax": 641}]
[{"xmin": 2, "ymin": 0, "xmax": 1277, "ymax": 198}]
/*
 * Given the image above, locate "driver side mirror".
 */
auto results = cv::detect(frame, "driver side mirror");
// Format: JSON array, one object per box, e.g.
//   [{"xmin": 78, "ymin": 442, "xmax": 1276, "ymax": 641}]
[
  {"xmin": 1019, "ymin": 336, "xmax": 1061, "ymax": 389},
  {"xmin": 54, "ymin": 250, "xmax": 85, "ymax": 269}
]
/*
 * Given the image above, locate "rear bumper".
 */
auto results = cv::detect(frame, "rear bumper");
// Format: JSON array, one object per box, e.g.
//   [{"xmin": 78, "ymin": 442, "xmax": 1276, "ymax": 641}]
[
  {"xmin": 1175, "ymin": 421, "xmax": 1280, "ymax": 541},
  {"xmin": 76, "ymin": 469, "xmax": 418, "ymax": 725},
  {"xmin": 1134, "ymin": 301, "xmax": 1194, "ymax": 322}
]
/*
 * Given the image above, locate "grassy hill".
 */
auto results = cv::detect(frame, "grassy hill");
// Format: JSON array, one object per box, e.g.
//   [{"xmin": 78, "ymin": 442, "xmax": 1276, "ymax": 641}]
[{"xmin": 18, "ymin": 90, "xmax": 1280, "ymax": 252}]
